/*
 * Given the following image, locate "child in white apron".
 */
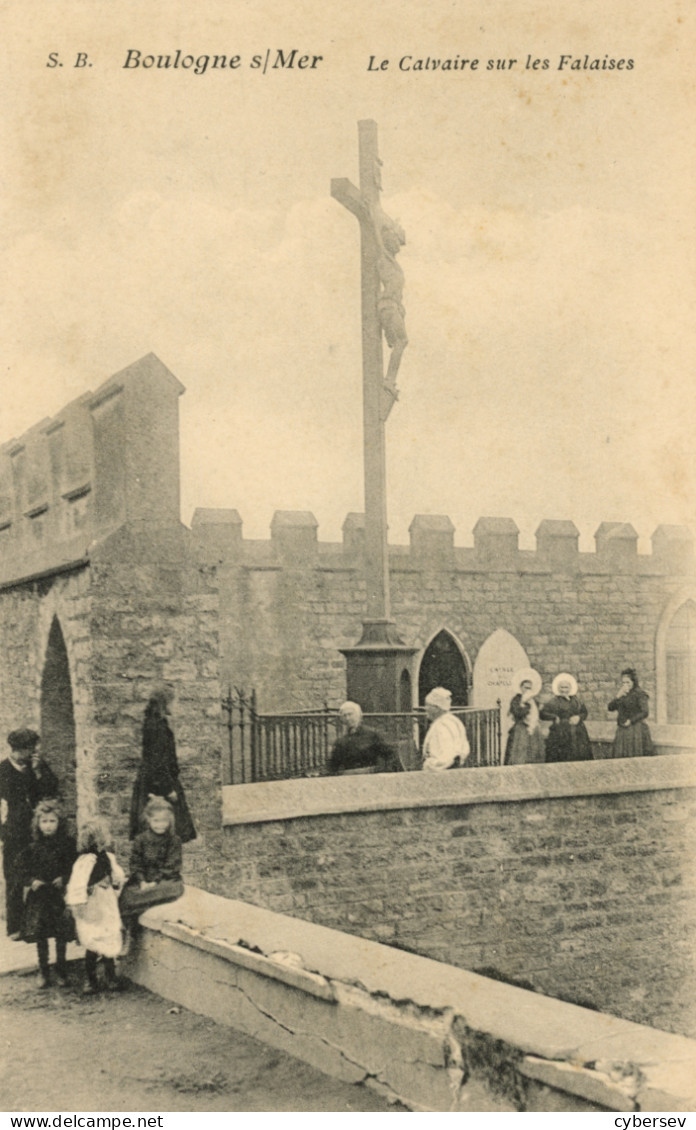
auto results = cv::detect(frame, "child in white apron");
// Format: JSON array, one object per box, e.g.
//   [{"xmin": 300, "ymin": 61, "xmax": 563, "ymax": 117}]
[{"xmin": 66, "ymin": 819, "xmax": 126, "ymax": 994}]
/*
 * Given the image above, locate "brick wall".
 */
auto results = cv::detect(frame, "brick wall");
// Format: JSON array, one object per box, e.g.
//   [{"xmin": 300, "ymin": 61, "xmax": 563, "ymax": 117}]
[{"xmin": 213, "ymin": 760, "xmax": 696, "ymax": 1039}]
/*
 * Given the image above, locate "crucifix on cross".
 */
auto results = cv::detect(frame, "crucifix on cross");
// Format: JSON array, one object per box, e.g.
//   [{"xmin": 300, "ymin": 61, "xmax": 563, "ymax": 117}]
[
  {"xmin": 331, "ymin": 120, "xmax": 408, "ymax": 424},
  {"xmin": 332, "ymin": 121, "xmax": 416, "ymax": 708},
  {"xmin": 331, "ymin": 119, "xmax": 407, "ymax": 632}
]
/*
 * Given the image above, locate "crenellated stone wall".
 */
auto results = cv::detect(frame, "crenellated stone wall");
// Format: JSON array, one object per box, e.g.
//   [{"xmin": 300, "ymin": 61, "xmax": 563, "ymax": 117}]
[
  {"xmin": 192, "ymin": 508, "xmax": 695, "ymax": 726},
  {"xmin": 1, "ymin": 353, "xmax": 694, "ymax": 1044},
  {"xmin": 1, "ymin": 354, "xmax": 694, "ymax": 841}
]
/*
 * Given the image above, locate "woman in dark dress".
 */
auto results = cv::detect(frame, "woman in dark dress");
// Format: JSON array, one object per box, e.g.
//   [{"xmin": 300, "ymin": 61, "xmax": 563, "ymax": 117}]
[
  {"xmin": 540, "ymin": 673, "xmax": 593, "ymax": 762},
  {"xmin": 129, "ymin": 688, "xmax": 196, "ymax": 843},
  {"xmin": 607, "ymin": 668, "xmax": 655, "ymax": 758},
  {"xmin": 504, "ymin": 668, "xmax": 545, "ymax": 765}
]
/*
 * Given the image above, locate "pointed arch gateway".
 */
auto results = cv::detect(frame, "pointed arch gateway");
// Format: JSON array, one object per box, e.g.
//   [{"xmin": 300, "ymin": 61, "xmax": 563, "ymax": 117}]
[
  {"xmin": 418, "ymin": 629, "xmax": 470, "ymax": 707},
  {"xmin": 40, "ymin": 616, "xmax": 78, "ymax": 830}
]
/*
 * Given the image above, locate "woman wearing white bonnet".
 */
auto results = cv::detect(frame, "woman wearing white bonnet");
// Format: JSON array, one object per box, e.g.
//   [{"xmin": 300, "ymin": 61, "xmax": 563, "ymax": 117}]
[
  {"xmin": 504, "ymin": 668, "xmax": 545, "ymax": 765},
  {"xmin": 540, "ymin": 673, "xmax": 593, "ymax": 762},
  {"xmin": 421, "ymin": 687, "xmax": 470, "ymax": 771}
]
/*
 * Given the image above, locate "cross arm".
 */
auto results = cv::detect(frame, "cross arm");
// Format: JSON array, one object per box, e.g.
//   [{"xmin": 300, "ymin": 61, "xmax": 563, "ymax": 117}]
[{"xmin": 331, "ymin": 177, "xmax": 367, "ymax": 221}]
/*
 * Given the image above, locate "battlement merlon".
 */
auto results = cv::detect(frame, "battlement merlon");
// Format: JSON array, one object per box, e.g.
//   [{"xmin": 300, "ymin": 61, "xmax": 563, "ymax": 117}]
[
  {"xmin": 192, "ymin": 509, "xmax": 695, "ymax": 575},
  {"xmin": 1, "ymin": 354, "xmax": 693, "ymax": 586},
  {"xmin": 0, "ymin": 354, "xmax": 184, "ymax": 588}
]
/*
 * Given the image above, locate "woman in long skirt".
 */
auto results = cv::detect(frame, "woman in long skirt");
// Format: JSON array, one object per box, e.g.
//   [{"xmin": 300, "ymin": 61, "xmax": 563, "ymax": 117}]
[
  {"xmin": 129, "ymin": 687, "xmax": 196, "ymax": 843},
  {"xmin": 607, "ymin": 668, "xmax": 655, "ymax": 758},
  {"xmin": 540, "ymin": 673, "xmax": 593, "ymax": 762},
  {"xmin": 504, "ymin": 668, "xmax": 545, "ymax": 765}
]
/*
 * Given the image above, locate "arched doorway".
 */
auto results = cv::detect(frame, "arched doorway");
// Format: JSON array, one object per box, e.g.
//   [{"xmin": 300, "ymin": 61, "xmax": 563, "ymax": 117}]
[
  {"xmin": 418, "ymin": 629, "xmax": 469, "ymax": 707},
  {"xmin": 399, "ymin": 667, "xmax": 412, "ymax": 711},
  {"xmin": 665, "ymin": 599, "xmax": 696, "ymax": 723},
  {"xmin": 40, "ymin": 616, "xmax": 77, "ymax": 831}
]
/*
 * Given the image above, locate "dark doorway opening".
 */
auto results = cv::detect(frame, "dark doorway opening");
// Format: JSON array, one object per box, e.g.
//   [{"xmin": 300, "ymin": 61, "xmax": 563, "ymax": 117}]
[
  {"xmin": 418, "ymin": 629, "xmax": 469, "ymax": 707},
  {"xmin": 40, "ymin": 616, "xmax": 77, "ymax": 831},
  {"xmin": 399, "ymin": 667, "xmax": 412, "ymax": 712}
]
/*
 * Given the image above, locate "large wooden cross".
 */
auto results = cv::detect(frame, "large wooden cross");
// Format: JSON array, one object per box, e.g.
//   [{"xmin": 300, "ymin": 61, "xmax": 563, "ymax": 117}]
[{"xmin": 332, "ymin": 120, "xmax": 407, "ymax": 630}]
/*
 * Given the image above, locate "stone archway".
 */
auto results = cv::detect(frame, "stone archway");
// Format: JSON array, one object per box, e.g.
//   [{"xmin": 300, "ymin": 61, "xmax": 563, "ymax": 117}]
[
  {"xmin": 40, "ymin": 616, "xmax": 78, "ymax": 831},
  {"xmin": 418, "ymin": 629, "xmax": 470, "ymax": 707}
]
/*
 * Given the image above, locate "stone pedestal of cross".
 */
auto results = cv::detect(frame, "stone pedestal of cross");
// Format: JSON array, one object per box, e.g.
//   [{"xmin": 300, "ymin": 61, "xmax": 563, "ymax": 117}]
[{"xmin": 332, "ymin": 120, "xmax": 416, "ymax": 714}]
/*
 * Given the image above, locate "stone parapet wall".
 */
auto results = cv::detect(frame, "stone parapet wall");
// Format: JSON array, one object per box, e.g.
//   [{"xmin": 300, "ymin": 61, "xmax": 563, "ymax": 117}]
[
  {"xmin": 213, "ymin": 756, "xmax": 696, "ymax": 1040},
  {"xmin": 193, "ymin": 508, "xmax": 694, "ymax": 574},
  {"xmin": 0, "ymin": 354, "xmax": 183, "ymax": 589},
  {"xmin": 127, "ymin": 888, "xmax": 696, "ymax": 1112},
  {"xmin": 195, "ymin": 506, "xmax": 694, "ymax": 721}
]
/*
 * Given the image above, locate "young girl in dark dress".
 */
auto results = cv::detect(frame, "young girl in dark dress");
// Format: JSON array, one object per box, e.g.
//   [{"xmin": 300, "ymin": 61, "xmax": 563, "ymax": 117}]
[
  {"xmin": 21, "ymin": 799, "xmax": 76, "ymax": 989},
  {"xmin": 120, "ymin": 797, "xmax": 184, "ymax": 928},
  {"xmin": 66, "ymin": 819, "xmax": 126, "ymax": 994}
]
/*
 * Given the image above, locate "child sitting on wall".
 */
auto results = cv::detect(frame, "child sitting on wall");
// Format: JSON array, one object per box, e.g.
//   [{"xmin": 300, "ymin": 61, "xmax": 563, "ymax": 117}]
[{"xmin": 120, "ymin": 796, "xmax": 184, "ymax": 929}]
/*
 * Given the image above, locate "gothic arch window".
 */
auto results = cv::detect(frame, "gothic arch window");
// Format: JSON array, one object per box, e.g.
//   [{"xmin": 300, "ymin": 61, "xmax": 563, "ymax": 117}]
[
  {"xmin": 40, "ymin": 616, "xmax": 77, "ymax": 829},
  {"xmin": 663, "ymin": 599, "xmax": 696, "ymax": 724},
  {"xmin": 655, "ymin": 593, "xmax": 696, "ymax": 724},
  {"xmin": 418, "ymin": 629, "xmax": 470, "ymax": 707}
]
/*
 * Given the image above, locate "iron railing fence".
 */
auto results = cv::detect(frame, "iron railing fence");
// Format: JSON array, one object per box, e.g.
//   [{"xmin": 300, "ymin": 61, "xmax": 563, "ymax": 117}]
[{"xmin": 222, "ymin": 689, "xmax": 502, "ymax": 784}]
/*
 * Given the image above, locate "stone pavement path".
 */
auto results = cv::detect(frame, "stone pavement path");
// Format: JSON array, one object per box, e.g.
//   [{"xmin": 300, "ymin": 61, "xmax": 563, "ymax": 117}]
[
  {"xmin": 0, "ymin": 927, "xmax": 83, "ymax": 975},
  {"xmin": 0, "ymin": 960, "xmax": 407, "ymax": 1112}
]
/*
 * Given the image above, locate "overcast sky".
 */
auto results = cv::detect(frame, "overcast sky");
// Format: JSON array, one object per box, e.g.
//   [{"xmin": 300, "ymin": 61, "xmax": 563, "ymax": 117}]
[{"xmin": 2, "ymin": 0, "xmax": 694, "ymax": 551}]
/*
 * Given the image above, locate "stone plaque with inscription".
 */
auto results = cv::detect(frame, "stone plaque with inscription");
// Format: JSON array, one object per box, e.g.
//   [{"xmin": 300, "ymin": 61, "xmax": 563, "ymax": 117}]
[{"xmin": 472, "ymin": 629, "xmax": 531, "ymax": 730}]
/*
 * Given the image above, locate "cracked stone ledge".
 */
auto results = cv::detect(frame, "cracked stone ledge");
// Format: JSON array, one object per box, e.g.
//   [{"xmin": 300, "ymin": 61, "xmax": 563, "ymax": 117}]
[
  {"xmin": 160, "ymin": 920, "xmax": 336, "ymax": 1001},
  {"xmin": 520, "ymin": 1056, "xmax": 641, "ymax": 1111},
  {"xmin": 130, "ymin": 888, "xmax": 696, "ymax": 1112}
]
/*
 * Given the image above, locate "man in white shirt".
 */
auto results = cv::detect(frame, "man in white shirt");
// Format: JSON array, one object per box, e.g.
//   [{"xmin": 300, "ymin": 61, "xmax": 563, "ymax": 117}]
[{"xmin": 421, "ymin": 687, "xmax": 470, "ymax": 772}]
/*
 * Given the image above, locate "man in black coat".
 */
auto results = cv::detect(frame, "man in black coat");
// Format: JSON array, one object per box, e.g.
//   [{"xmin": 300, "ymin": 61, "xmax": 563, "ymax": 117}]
[
  {"xmin": 325, "ymin": 702, "xmax": 400, "ymax": 776},
  {"xmin": 0, "ymin": 728, "xmax": 59, "ymax": 938}
]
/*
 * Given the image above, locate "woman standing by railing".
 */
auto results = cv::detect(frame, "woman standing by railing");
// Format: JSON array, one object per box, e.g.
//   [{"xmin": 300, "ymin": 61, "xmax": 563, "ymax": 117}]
[{"xmin": 504, "ymin": 669, "xmax": 545, "ymax": 765}]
